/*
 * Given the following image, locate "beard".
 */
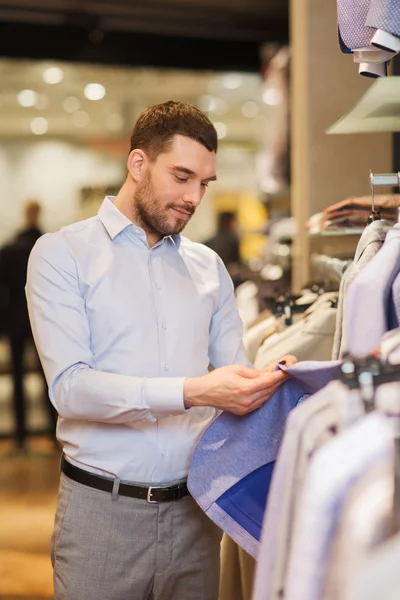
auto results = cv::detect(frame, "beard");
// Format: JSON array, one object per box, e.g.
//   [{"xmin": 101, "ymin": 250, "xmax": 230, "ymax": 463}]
[{"xmin": 133, "ymin": 170, "xmax": 195, "ymax": 237}]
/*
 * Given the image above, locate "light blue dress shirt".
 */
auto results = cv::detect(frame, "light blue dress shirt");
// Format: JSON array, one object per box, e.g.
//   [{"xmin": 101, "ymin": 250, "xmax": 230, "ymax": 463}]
[{"xmin": 26, "ymin": 196, "xmax": 249, "ymax": 484}]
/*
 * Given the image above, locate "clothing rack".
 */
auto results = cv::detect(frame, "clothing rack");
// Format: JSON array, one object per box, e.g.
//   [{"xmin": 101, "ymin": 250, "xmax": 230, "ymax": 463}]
[
  {"xmin": 369, "ymin": 171, "xmax": 400, "ymax": 223},
  {"xmin": 337, "ymin": 354, "xmax": 400, "ymax": 532}
]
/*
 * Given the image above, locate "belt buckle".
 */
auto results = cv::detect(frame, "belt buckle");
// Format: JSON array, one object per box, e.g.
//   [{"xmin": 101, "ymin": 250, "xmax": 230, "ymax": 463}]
[{"xmin": 147, "ymin": 486, "xmax": 159, "ymax": 503}]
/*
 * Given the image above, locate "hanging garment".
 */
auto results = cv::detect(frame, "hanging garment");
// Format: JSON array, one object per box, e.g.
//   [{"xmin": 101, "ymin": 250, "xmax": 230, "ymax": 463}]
[
  {"xmin": 366, "ymin": 0, "xmax": 400, "ymax": 39},
  {"xmin": 251, "ymin": 380, "xmax": 364, "ymax": 600},
  {"xmin": 254, "ymin": 293, "xmax": 338, "ymax": 369},
  {"xmin": 324, "ymin": 460, "xmax": 392, "ymax": 600},
  {"xmin": 346, "ymin": 224, "xmax": 400, "ymax": 356},
  {"xmin": 243, "ymin": 315, "xmax": 277, "ymax": 363},
  {"xmin": 219, "ymin": 535, "xmax": 256, "ymax": 600},
  {"xmin": 337, "ymin": 0, "xmax": 400, "ymax": 76},
  {"xmin": 187, "ymin": 360, "xmax": 340, "ymax": 558},
  {"xmin": 283, "ymin": 413, "xmax": 392, "ymax": 600},
  {"xmin": 346, "ymin": 532, "xmax": 400, "ymax": 600},
  {"xmin": 332, "ymin": 219, "xmax": 387, "ymax": 360}
]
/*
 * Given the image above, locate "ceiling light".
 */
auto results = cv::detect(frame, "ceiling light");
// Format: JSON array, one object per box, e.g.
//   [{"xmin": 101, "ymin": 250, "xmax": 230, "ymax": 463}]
[
  {"xmin": 106, "ymin": 113, "xmax": 124, "ymax": 131},
  {"xmin": 30, "ymin": 117, "xmax": 48, "ymax": 135},
  {"xmin": 63, "ymin": 96, "xmax": 80, "ymax": 113},
  {"xmin": 17, "ymin": 89, "xmax": 37, "ymax": 107},
  {"xmin": 221, "ymin": 74, "xmax": 243, "ymax": 90},
  {"xmin": 241, "ymin": 101, "xmax": 260, "ymax": 118},
  {"xmin": 262, "ymin": 88, "xmax": 283, "ymax": 106},
  {"xmin": 84, "ymin": 83, "xmax": 106, "ymax": 101},
  {"xmin": 213, "ymin": 122, "xmax": 227, "ymax": 140},
  {"xmin": 72, "ymin": 111, "xmax": 90, "ymax": 128},
  {"xmin": 43, "ymin": 67, "xmax": 64, "ymax": 84}
]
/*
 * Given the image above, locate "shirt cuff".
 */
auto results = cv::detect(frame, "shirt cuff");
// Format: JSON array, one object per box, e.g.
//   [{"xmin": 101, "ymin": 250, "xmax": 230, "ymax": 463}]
[{"xmin": 144, "ymin": 377, "xmax": 186, "ymax": 417}]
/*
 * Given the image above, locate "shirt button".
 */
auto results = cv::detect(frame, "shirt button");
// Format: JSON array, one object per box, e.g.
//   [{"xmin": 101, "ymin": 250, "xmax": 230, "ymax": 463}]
[
  {"xmin": 164, "ymin": 364, "xmax": 169, "ymax": 371},
  {"xmin": 162, "ymin": 450, "xmax": 167, "ymax": 456},
  {"xmin": 156, "ymin": 284, "xmax": 161, "ymax": 290},
  {"xmin": 162, "ymin": 322, "xmax": 167, "ymax": 330}
]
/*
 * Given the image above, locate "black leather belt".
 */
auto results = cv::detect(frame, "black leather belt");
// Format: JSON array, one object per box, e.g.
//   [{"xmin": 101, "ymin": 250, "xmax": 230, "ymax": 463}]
[{"xmin": 61, "ymin": 455, "xmax": 189, "ymax": 503}]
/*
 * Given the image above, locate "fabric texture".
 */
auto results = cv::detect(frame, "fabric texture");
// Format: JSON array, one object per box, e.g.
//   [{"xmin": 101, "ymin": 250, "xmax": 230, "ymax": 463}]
[
  {"xmin": 366, "ymin": 0, "xmax": 400, "ymax": 36},
  {"xmin": 26, "ymin": 196, "xmax": 251, "ymax": 484},
  {"xmin": 283, "ymin": 413, "xmax": 392, "ymax": 600},
  {"xmin": 254, "ymin": 293, "xmax": 338, "ymax": 369},
  {"xmin": 324, "ymin": 460, "xmax": 392, "ymax": 600},
  {"xmin": 332, "ymin": 219, "xmax": 387, "ymax": 360},
  {"xmin": 52, "ymin": 472, "xmax": 222, "ymax": 600},
  {"xmin": 188, "ymin": 360, "xmax": 340, "ymax": 558},
  {"xmin": 346, "ymin": 224, "xmax": 400, "ymax": 357},
  {"xmin": 346, "ymin": 532, "xmax": 400, "ymax": 600},
  {"xmin": 251, "ymin": 381, "xmax": 364, "ymax": 600}
]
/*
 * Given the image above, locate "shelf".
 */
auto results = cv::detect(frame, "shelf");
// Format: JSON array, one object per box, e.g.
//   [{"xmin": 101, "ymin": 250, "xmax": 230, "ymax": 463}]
[{"xmin": 327, "ymin": 77, "xmax": 400, "ymax": 134}]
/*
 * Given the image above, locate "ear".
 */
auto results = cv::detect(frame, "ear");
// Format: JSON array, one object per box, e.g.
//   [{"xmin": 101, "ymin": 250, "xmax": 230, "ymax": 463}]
[{"xmin": 127, "ymin": 149, "xmax": 146, "ymax": 183}]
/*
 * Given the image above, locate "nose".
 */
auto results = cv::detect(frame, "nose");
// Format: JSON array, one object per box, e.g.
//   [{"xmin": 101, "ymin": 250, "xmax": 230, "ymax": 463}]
[{"xmin": 183, "ymin": 185, "xmax": 203, "ymax": 208}]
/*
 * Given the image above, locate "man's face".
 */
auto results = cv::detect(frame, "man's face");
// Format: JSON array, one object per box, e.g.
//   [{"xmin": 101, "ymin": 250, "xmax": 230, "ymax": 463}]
[{"xmin": 133, "ymin": 135, "xmax": 216, "ymax": 238}]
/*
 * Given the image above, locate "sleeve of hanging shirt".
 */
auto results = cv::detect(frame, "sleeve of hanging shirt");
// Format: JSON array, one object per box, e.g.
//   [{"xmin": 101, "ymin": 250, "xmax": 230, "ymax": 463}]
[
  {"xmin": 26, "ymin": 234, "xmax": 186, "ymax": 424},
  {"xmin": 208, "ymin": 255, "xmax": 253, "ymax": 369}
]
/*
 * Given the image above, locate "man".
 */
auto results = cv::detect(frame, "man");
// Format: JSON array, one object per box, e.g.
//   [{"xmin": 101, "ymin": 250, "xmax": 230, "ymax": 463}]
[
  {"xmin": 26, "ymin": 101, "xmax": 293, "ymax": 600},
  {"xmin": 0, "ymin": 200, "xmax": 56, "ymax": 451}
]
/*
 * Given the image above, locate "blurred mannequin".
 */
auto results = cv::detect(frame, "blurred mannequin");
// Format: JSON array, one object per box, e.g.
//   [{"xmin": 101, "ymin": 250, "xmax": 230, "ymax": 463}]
[{"xmin": 0, "ymin": 200, "xmax": 56, "ymax": 451}]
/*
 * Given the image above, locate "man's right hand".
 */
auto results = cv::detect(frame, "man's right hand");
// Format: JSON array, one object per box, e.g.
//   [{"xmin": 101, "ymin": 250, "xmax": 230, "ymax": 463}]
[{"xmin": 183, "ymin": 364, "xmax": 290, "ymax": 416}]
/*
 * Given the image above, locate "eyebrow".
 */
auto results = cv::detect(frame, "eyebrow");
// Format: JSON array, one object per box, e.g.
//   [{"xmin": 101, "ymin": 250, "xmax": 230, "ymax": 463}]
[{"xmin": 172, "ymin": 165, "xmax": 217, "ymax": 182}]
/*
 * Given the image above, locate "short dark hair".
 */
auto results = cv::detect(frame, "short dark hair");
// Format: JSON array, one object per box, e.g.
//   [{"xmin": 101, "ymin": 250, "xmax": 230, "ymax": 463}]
[{"xmin": 129, "ymin": 101, "xmax": 218, "ymax": 161}]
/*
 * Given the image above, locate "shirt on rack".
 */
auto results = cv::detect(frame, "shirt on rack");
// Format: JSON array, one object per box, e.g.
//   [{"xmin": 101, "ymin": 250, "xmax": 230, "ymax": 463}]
[
  {"xmin": 243, "ymin": 315, "xmax": 277, "ymax": 363},
  {"xmin": 26, "ymin": 196, "xmax": 250, "ymax": 485},
  {"xmin": 283, "ymin": 412, "xmax": 392, "ymax": 600},
  {"xmin": 332, "ymin": 219, "xmax": 387, "ymax": 360},
  {"xmin": 254, "ymin": 293, "xmax": 338, "ymax": 369},
  {"xmin": 324, "ymin": 460, "xmax": 393, "ymax": 600},
  {"xmin": 346, "ymin": 224, "xmax": 400, "ymax": 357},
  {"xmin": 346, "ymin": 532, "xmax": 400, "ymax": 600},
  {"xmin": 251, "ymin": 380, "xmax": 364, "ymax": 600},
  {"xmin": 188, "ymin": 360, "xmax": 340, "ymax": 558}
]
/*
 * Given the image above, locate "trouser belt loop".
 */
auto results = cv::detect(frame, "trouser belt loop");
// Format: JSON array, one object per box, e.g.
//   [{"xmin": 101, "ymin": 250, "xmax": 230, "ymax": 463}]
[{"xmin": 111, "ymin": 477, "xmax": 120, "ymax": 501}]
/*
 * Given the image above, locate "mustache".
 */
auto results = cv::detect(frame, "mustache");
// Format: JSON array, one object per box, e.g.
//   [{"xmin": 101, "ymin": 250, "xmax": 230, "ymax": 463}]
[{"xmin": 168, "ymin": 204, "xmax": 195, "ymax": 216}]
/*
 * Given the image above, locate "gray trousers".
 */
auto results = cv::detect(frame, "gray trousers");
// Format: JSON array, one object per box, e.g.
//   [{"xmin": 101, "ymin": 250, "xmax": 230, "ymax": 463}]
[{"xmin": 51, "ymin": 473, "xmax": 222, "ymax": 600}]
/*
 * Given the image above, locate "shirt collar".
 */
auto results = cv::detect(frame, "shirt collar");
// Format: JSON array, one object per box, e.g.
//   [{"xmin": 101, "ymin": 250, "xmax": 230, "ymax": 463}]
[
  {"xmin": 98, "ymin": 196, "xmax": 132, "ymax": 240},
  {"xmin": 98, "ymin": 195, "xmax": 181, "ymax": 248}
]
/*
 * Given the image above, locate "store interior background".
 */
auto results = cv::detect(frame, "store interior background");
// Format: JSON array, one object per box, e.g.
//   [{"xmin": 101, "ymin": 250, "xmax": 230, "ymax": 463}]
[{"xmin": 0, "ymin": 0, "xmax": 398, "ymax": 598}]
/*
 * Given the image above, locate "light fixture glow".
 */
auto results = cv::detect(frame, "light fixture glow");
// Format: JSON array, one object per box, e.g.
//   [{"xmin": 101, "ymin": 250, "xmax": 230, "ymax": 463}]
[
  {"xmin": 30, "ymin": 117, "xmax": 48, "ymax": 135},
  {"xmin": 262, "ymin": 88, "xmax": 283, "ymax": 106},
  {"xmin": 84, "ymin": 83, "xmax": 106, "ymax": 101},
  {"xmin": 63, "ymin": 96, "xmax": 80, "ymax": 113},
  {"xmin": 221, "ymin": 74, "xmax": 243, "ymax": 90},
  {"xmin": 214, "ymin": 122, "xmax": 227, "ymax": 140},
  {"xmin": 241, "ymin": 101, "xmax": 260, "ymax": 118},
  {"xmin": 43, "ymin": 67, "xmax": 64, "ymax": 84},
  {"xmin": 17, "ymin": 89, "xmax": 37, "ymax": 107}
]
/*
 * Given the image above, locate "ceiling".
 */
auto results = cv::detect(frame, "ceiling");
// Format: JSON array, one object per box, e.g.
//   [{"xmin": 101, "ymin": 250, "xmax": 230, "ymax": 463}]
[
  {"xmin": 0, "ymin": 58, "xmax": 284, "ymax": 146},
  {"xmin": 0, "ymin": 0, "xmax": 288, "ymax": 72}
]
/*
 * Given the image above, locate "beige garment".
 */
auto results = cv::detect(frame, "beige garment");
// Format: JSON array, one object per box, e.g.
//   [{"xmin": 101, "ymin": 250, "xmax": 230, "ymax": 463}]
[
  {"xmin": 219, "ymin": 534, "xmax": 256, "ymax": 600},
  {"xmin": 324, "ymin": 460, "xmax": 393, "ymax": 600},
  {"xmin": 252, "ymin": 381, "xmax": 363, "ymax": 600},
  {"xmin": 346, "ymin": 532, "xmax": 400, "ymax": 600},
  {"xmin": 254, "ymin": 292, "xmax": 338, "ymax": 369},
  {"xmin": 243, "ymin": 316, "xmax": 277, "ymax": 362}
]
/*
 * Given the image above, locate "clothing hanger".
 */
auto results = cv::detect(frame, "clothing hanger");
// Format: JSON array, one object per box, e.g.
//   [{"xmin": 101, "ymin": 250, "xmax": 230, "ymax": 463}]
[
  {"xmin": 337, "ymin": 353, "xmax": 400, "ymax": 531},
  {"xmin": 368, "ymin": 171, "xmax": 400, "ymax": 224}
]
